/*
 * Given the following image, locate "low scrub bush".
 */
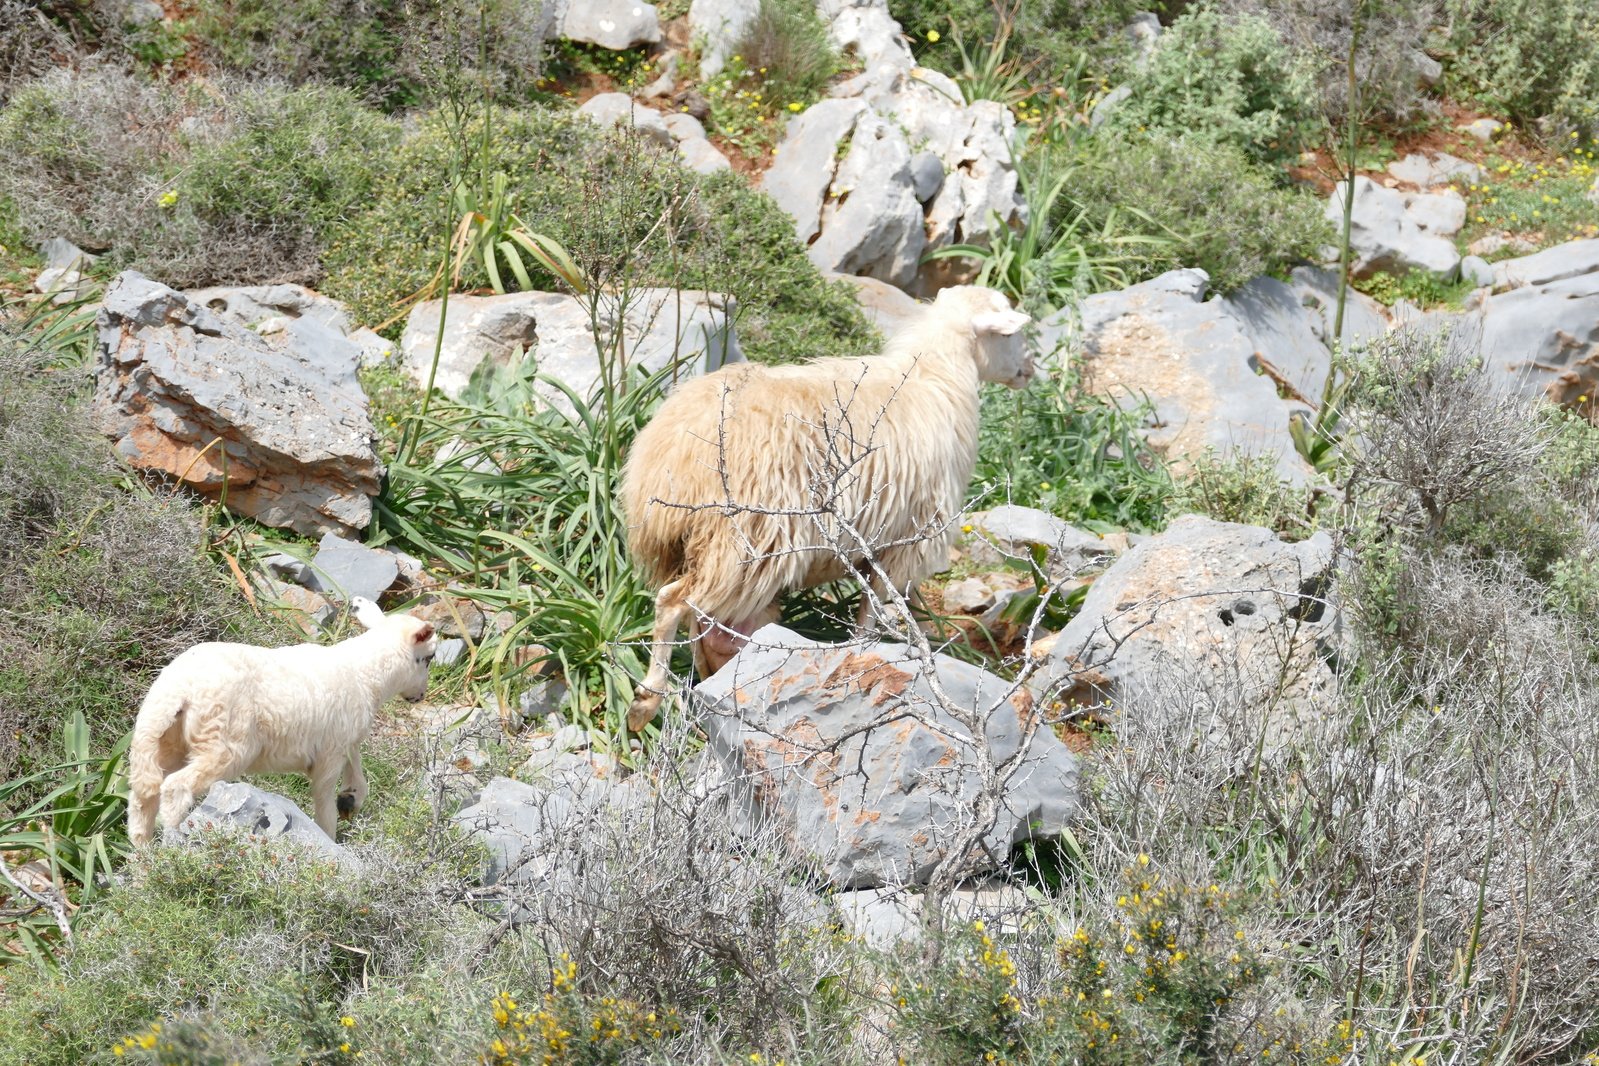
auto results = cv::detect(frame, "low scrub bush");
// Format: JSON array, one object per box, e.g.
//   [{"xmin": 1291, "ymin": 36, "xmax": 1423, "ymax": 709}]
[
  {"xmin": 185, "ymin": 0, "xmax": 549, "ymax": 110},
  {"xmin": 1170, "ymin": 451, "xmax": 1319, "ymax": 540},
  {"xmin": 0, "ymin": 315, "xmax": 265, "ymax": 782},
  {"xmin": 0, "ymin": 68, "xmax": 396, "ymax": 287},
  {"xmin": 1443, "ymin": 0, "xmax": 1599, "ymax": 137},
  {"xmin": 1066, "ymin": 133, "xmax": 1332, "ymax": 295},
  {"xmin": 893, "ymin": 0, "xmax": 1145, "ymax": 87},
  {"xmin": 322, "ymin": 107, "xmax": 874, "ymax": 364},
  {"xmin": 1104, "ymin": 6, "xmax": 1322, "ymax": 167}
]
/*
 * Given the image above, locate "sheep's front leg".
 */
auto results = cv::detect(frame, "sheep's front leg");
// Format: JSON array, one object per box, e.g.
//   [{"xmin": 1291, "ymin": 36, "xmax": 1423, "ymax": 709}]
[
  {"xmin": 336, "ymin": 743, "xmax": 368, "ymax": 820},
  {"xmin": 628, "ymin": 580, "xmax": 693, "ymax": 732},
  {"xmin": 309, "ymin": 756, "xmax": 346, "ymax": 840}
]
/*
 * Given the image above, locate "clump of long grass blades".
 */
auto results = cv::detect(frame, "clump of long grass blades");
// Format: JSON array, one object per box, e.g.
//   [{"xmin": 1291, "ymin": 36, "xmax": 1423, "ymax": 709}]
[
  {"xmin": 375, "ymin": 344, "xmax": 688, "ymax": 745},
  {"xmin": 0, "ymin": 711, "xmax": 128, "ymax": 969}
]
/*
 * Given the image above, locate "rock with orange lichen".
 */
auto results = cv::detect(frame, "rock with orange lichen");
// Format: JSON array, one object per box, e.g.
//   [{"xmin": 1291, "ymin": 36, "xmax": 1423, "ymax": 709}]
[
  {"xmin": 693, "ymin": 624, "xmax": 1079, "ymax": 888},
  {"xmin": 92, "ymin": 271, "xmax": 383, "ymax": 537}
]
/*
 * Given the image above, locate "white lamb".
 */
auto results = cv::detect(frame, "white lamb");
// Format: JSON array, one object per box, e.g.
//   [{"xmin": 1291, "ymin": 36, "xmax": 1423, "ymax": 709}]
[
  {"xmin": 127, "ymin": 598, "xmax": 438, "ymax": 846},
  {"xmin": 620, "ymin": 284, "xmax": 1032, "ymax": 729}
]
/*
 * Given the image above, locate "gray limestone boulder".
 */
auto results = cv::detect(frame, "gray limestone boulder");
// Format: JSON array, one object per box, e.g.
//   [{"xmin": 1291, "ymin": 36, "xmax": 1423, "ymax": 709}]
[
  {"xmin": 663, "ymin": 111, "xmax": 732, "ymax": 173},
  {"xmin": 1283, "ymin": 267, "xmax": 1391, "ymax": 355},
  {"xmin": 1489, "ymin": 238, "xmax": 1599, "ymax": 290},
  {"xmin": 1476, "ymin": 248, "xmax": 1599, "ymax": 407},
  {"xmin": 185, "ymin": 282, "xmax": 395, "ymax": 376},
  {"xmin": 400, "ymin": 288, "xmax": 743, "ymax": 410},
  {"xmin": 689, "ymin": 0, "xmax": 758, "ymax": 78},
  {"xmin": 1387, "ymin": 151, "xmax": 1481, "ymax": 189},
  {"xmin": 693, "ymin": 625, "xmax": 1079, "ymax": 888},
  {"xmin": 39, "ymin": 236, "xmax": 96, "ymax": 272},
  {"xmin": 174, "ymin": 782, "xmax": 358, "ymax": 869},
  {"xmin": 94, "ymin": 272, "xmax": 383, "ymax": 537},
  {"xmin": 1327, "ymin": 177, "xmax": 1464, "ymax": 280},
  {"xmin": 1219, "ymin": 275, "xmax": 1336, "ymax": 402},
  {"xmin": 576, "ymin": 92, "xmax": 675, "ymax": 150},
  {"xmin": 763, "ymin": 101, "xmax": 925, "ymax": 287},
  {"xmin": 816, "ymin": 0, "xmax": 915, "ymax": 70},
  {"xmin": 1044, "ymin": 269, "xmax": 1315, "ymax": 483},
  {"xmin": 1036, "ymin": 515, "xmax": 1340, "ymax": 740},
  {"xmin": 827, "ymin": 272, "xmax": 922, "ymax": 336},
  {"xmin": 1460, "ymin": 254, "xmax": 1494, "ymax": 287},
  {"xmin": 555, "ymin": 0, "xmax": 660, "ymax": 49}
]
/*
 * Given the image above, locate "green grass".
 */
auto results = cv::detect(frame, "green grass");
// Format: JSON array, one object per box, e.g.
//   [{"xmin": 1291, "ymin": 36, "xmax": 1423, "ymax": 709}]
[{"xmin": 1456, "ymin": 145, "xmax": 1599, "ymax": 253}]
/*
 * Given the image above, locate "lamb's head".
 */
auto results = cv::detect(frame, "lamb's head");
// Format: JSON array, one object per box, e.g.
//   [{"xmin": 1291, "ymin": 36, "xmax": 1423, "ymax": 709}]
[
  {"xmin": 932, "ymin": 285, "xmax": 1034, "ymax": 388},
  {"xmin": 352, "ymin": 598, "xmax": 438, "ymax": 702}
]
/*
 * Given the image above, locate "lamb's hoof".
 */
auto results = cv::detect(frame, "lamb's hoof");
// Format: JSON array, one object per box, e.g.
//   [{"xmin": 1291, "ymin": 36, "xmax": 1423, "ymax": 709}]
[
  {"xmin": 337, "ymin": 792, "xmax": 357, "ymax": 818},
  {"xmin": 625, "ymin": 698, "xmax": 659, "ymax": 733}
]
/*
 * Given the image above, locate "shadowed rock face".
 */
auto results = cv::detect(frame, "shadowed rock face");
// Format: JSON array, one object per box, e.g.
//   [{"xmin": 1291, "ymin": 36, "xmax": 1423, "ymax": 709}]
[
  {"xmin": 693, "ymin": 625, "xmax": 1079, "ymax": 888},
  {"xmin": 93, "ymin": 271, "xmax": 383, "ymax": 537}
]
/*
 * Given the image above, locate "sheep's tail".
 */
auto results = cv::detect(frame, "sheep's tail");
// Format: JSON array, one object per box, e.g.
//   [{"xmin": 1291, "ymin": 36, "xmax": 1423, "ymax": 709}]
[
  {"xmin": 127, "ymin": 678, "xmax": 186, "ymax": 845},
  {"xmin": 619, "ymin": 452, "xmax": 688, "ymax": 590}
]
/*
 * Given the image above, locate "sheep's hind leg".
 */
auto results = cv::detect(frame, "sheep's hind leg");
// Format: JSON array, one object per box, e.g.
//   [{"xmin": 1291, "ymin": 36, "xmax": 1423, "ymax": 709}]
[
  {"xmin": 628, "ymin": 580, "xmax": 693, "ymax": 732},
  {"xmin": 156, "ymin": 747, "xmax": 239, "ymax": 839},
  {"xmin": 336, "ymin": 742, "xmax": 368, "ymax": 820}
]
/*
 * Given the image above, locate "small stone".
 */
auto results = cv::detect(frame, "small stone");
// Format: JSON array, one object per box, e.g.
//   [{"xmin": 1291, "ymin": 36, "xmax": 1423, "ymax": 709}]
[
  {"xmin": 1459, "ymin": 117, "xmax": 1503, "ymax": 143},
  {"xmin": 433, "ymin": 638, "xmax": 467, "ymax": 666},
  {"xmin": 942, "ymin": 577, "xmax": 996, "ymax": 614},
  {"xmin": 1460, "ymin": 254, "xmax": 1494, "ymax": 287},
  {"xmin": 308, "ymin": 532, "xmax": 400, "ymax": 603}
]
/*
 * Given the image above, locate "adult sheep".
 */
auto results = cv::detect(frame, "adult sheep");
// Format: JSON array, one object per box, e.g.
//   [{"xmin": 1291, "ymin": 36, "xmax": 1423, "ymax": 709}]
[{"xmin": 621, "ymin": 284, "xmax": 1032, "ymax": 729}]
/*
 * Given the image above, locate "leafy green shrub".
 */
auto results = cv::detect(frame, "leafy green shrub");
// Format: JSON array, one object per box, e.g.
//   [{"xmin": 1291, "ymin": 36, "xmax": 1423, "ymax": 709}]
[
  {"xmin": 1443, "ymin": 0, "xmax": 1599, "ymax": 137},
  {"xmin": 322, "ymin": 107, "xmax": 874, "ymax": 364},
  {"xmin": 1105, "ymin": 6, "xmax": 1322, "ymax": 166},
  {"xmin": 185, "ymin": 0, "xmax": 548, "ymax": 110},
  {"xmin": 1353, "ymin": 268, "xmax": 1477, "ymax": 308},
  {"xmin": 0, "ymin": 69, "xmax": 395, "ymax": 287},
  {"xmin": 1066, "ymin": 133, "xmax": 1333, "ymax": 294},
  {"xmin": 972, "ymin": 367, "xmax": 1173, "ymax": 533}
]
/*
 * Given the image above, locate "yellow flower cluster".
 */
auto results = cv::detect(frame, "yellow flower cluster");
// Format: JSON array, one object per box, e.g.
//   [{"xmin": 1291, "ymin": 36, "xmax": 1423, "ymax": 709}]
[{"xmin": 483, "ymin": 955, "xmax": 680, "ymax": 1066}]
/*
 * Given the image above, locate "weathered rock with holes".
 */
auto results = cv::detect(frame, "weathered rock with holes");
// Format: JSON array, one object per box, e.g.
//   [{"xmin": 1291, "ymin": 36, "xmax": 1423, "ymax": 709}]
[
  {"xmin": 174, "ymin": 782, "xmax": 358, "ymax": 868},
  {"xmin": 187, "ymin": 282, "xmax": 394, "ymax": 369},
  {"xmin": 94, "ymin": 272, "xmax": 383, "ymax": 536},
  {"xmin": 1327, "ymin": 177, "xmax": 1464, "ymax": 279},
  {"xmin": 555, "ymin": 0, "xmax": 660, "ymax": 49},
  {"xmin": 694, "ymin": 624, "xmax": 1079, "ymax": 888},
  {"xmin": 816, "ymin": 0, "xmax": 915, "ymax": 70},
  {"xmin": 399, "ymin": 288, "xmax": 742, "ymax": 410},
  {"xmin": 1040, "ymin": 269, "xmax": 1315, "ymax": 482},
  {"xmin": 1035, "ymin": 515, "xmax": 1339, "ymax": 729}
]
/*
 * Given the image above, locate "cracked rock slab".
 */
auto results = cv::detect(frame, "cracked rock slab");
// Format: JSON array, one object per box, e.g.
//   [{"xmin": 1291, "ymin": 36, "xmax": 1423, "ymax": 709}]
[{"xmin": 93, "ymin": 271, "xmax": 383, "ymax": 536}]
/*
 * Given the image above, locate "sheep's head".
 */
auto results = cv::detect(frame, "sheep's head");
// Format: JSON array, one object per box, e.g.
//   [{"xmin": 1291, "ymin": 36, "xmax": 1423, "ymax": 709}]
[
  {"xmin": 352, "ymin": 598, "xmax": 438, "ymax": 702},
  {"xmin": 934, "ymin": 285, "xmax": 1034, "ymax": 388}
]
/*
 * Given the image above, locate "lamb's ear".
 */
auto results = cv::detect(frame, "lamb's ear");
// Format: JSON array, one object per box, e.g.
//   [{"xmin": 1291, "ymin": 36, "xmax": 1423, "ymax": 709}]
[
  {"xmin": 972, "ymin": 309, "xmax": 1030, "ymax": 337},
  {"xmin": 412, "ymin": 622, "xmax": 436, "ymax": 645},
  {"xmin": 350, "ymin": 597, "xmax": 386, "ymax": 630}
]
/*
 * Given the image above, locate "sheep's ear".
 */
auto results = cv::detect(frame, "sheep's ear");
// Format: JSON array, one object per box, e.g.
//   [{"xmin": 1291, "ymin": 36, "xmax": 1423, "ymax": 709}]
[
  {"xmin": 412, "ymin": 622, "xmax": 436, "ymax": 645},
  {"xmin": 350, "ymin": 597, "xmax": 386, "ymax": 630},
  {"xmin": 972, "ymin": 309, "xmax": 1030, "ymax": 337}
]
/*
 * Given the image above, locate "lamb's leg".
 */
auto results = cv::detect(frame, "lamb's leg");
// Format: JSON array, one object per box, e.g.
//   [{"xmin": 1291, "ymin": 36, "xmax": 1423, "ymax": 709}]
[
  {"xmin": 628, "ymin": 579, "xmax": 693, "ymax": 732},
  {"xmin": 336, "ymin": 743, "xmax": 368, "ymax": 820},
  {"xmin": 157, "ymin": 747, "xmax": 237, "ymax": 838},
  {"xmin": 309, "ymin": 756, "xmax": 346, "ymax": 839}
]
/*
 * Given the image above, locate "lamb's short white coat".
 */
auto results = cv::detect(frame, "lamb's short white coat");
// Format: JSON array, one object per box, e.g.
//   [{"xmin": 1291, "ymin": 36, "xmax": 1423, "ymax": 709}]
[
  {"xmin": 127, "ymin": 599, "xmax": 437, "ymax": 846},
  {"xmin": 619, "ymin": 285, "xmax": 1032, "ymax": 729}
]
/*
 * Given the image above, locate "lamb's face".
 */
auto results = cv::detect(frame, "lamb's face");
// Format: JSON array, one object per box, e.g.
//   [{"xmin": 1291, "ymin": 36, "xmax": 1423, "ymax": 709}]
[
  {"xmin": 393, "ymin": 617, "xmax": 438, "ymax": 701},
  {"xmin": 936, "ymin": 285, "xmax": 1034, "ymax": 388}
]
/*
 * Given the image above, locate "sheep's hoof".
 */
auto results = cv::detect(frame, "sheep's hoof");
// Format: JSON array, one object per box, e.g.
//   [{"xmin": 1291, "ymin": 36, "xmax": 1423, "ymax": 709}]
[
  {"xmin": 337, "ymin": 792, "xmax": 357, "ymax": 818},
  {"xmin": 625, "ymin": 697, "xmax": 659, "ymax": 733}
]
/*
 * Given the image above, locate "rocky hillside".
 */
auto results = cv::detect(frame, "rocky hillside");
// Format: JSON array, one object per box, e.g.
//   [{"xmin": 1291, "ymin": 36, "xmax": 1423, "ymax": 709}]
[{"xmin": 1, "ymin": 1, "xmax": 1598, "ymax": 1063}]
